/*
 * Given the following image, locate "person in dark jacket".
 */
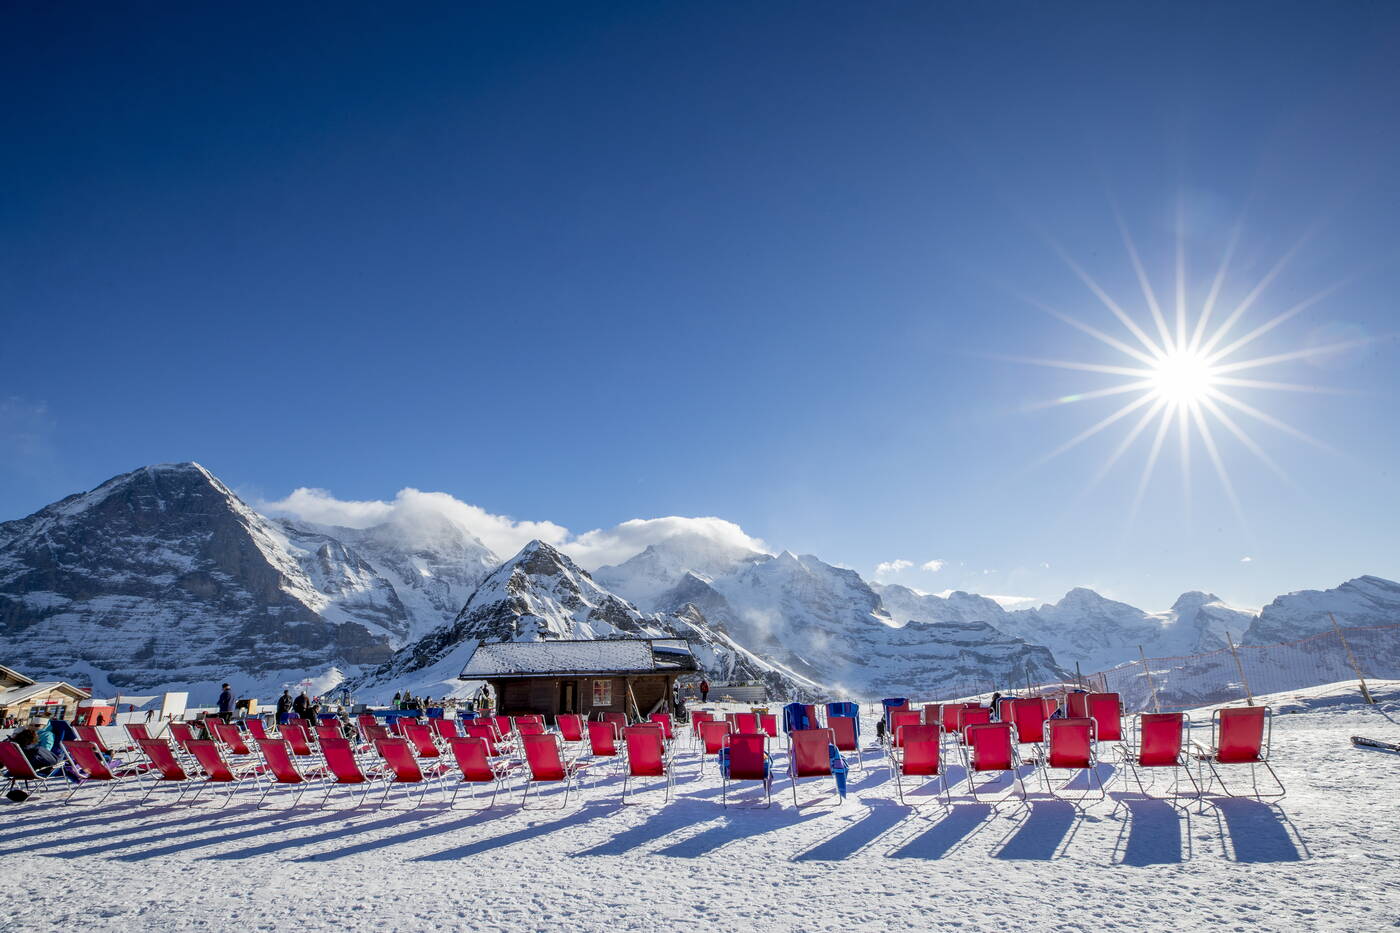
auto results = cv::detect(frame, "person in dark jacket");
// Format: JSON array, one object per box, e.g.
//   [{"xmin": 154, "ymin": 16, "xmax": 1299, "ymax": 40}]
[
  {"xmin": 276, "ymin": 691, "xmax": 293, "ymax": 717},
  {"xmin": 293, "ymin": 692, "xmax": 310, "ymax": 718},
  {"xmin": 699, "ymin": 679, "xmax": 710, "ymax": 702},
  {"xmin": 217, "ymin": 683, "xmax": 234, "ymax": 722}
]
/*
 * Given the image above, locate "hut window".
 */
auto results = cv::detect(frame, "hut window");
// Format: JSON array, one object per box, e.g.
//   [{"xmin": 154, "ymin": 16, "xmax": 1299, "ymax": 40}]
[{"xmin": 591, "ymin": 679, "xmax": 612, "ymax": 706}]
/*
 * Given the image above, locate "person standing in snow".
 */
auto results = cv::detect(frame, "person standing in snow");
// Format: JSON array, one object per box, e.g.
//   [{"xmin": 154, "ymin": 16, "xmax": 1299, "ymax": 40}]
[
  {"xmin": 393, "ymin": 691, "xmax": 402, "ymax": 707},
  {"xmin": 276, "ymin": 690, "xmax": 293, "ymax": 718},
  {"xmin": 293, "ymin": 691, "xmax": 310, "ymax": 719},
  {"xmin": 699, "ymin": 679, "xmax": 710, "ymax": 703},
  {"xmin": 216, "ymin": 683, "xmax": 234, "ymax": 722}
]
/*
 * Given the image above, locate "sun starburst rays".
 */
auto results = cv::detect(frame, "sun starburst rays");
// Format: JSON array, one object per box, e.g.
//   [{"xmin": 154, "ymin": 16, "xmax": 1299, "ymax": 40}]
[{"xmin": 1015, "ymin": 214, "xmax": 1363, "ymax": 523}]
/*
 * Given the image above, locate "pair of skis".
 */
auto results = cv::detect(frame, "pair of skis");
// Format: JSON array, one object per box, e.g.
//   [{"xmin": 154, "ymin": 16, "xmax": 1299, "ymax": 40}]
[{"xmin": 1351, "ymin": 736, "xmax": 1400, "ymax": 753}]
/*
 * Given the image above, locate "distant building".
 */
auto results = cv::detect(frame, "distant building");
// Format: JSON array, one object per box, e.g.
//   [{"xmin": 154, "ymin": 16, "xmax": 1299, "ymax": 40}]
[
  {"xmin": 460, "ymin": 638, "xmax": 698, "ymax": 719},
  {"xmin": 0, "ymin": 664, "xmax": 89, "ymax": 723}
]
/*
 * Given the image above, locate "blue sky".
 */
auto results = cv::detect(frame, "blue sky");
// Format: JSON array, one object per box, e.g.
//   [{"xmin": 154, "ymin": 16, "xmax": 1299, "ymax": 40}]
[{"xmin": 3, "ymin": 2, "xmax": 1398, "ymax": 610}]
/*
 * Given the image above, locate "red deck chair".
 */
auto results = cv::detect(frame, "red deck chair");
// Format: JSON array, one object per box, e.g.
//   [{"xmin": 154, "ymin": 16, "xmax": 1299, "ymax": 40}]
[
  {"xmin": 281, "ymin": 722, "xmax": 317, "ymax": 757},
  {"xmin": 357, "ymin": 713, "xmax": 379, "ymax": 737},
  {"xmin": 727, "ymin": 712, "xmax": 759, "ymax": 734},
  {"xmin": 722, "ymin": 733, "xmax": 773, "ymax": 808},
  {"xmin": 586, "ymin": 720, "xmax": 624, "ymax": 771},
  {"xmin": 313, "ymin": 722, "xmax": 343, "ymax": 744},
  {"xmin": 921, "ymin": 703, "xmax": 943, "ymax": 726},
  {"xmin": 647, "ymin": 712, "xmax": 675, "ymax": 741},
  {"xmin": 601, "ymin": 711, "xmax": 629, "ymax": 735},
  {"xmin": 804, "ymin": 705, "xmax": 823, "ymax": 729},
  {"xmin": 211, "ymin": 719, "xmax": 255, "ymax": 756},
  {"xmin": 244, "ymin": 718, "xmax": 270, "ymax": 741},
  {"xmin": 698, "ymin": 719, "xmax": 734, "ymax": 772},
  {"xmin": 446, "ymin": 736, "xmax": 517, "ymax": 808},
  {"xmin": 1193, "ymin": 706, "xmax": 1284, "ymax": 799},
  {"xmin": 689, "ymin": 709, "xmax": 713, "ymax": 733},
  {"xmin": 362, "ymin": 722, "xmax": 390, "ymax": 746},
  {"xmin": 1086, "ymin": 693, "xmax": 1124, "ymax": 744},
  {"xmin": 185, "ymin": 739, "xmax": 263, "ymax": 807},
  {"xmin": 319, "ymin": 736, "xmax": 382, "ymax": 807},
  {"xmin": 254, "ymin": 737, "xmax": 322, "ymax": 808},
  {"xmin": 520, "ymin": 733, "xmax": 593, "ymax": 809},
  {"xmin": 883, "ymin": 702, "xmax": 911, "ymax": 731},
  {"xmin": 516, "ymin": 720, "xmax": 548, "ymax": 737},
  {"xmin": 963, "ymin": 722, "xmax": 1027, "ymax": 804},
  {"xmin": 788, "ymin": 728, "xmax": 839, "ymax": 807},
  {"xmin": 1009, "ymin": 698, "xmax": 1052, "ymax": 747},
  {"xmin": 996, "ymin": 697, "xmax": 1017, "ymax": 723},
  {"xmin": 893, "ymin": 724, "xmax": 950, "ymax": 807},
  {"xmin": 1, "ymin": 740, "xmax": 64, "ymax": 801},
  {"xmin": 1036, "ymin": 717, "xmax": 1105, "ymax": 801},
  {"xmin": 758, "ymin": 712, "xmax": 779, "ymax": 740},
  {"xmin": 828, "ymin": 715, "xmax": 863, "ymax": 771},
  {"xmin": 955, "ymin": 706, "xmax": 993, "ymax": 745},
  {"xmin": 134, "ymin": 738, "xmax": 198, "ymax": 803},
  {"xmin": 167, "ymin": 721, "xmax": 199, "ymax": 756},
  {"xmin": 622, "ymin": 725, "xmax": 674, "ymax": 804},
  {"xmin": 466, "ymin": 722, "xmax": 507, "ymax": 758},
  {"xmin": 125, "ymin": 722, "xmax": 152, "ymax": 744},
  {"xmin": 492, "ymin": 714, "xmax": 515, "ymax": 738},
  {"xmin": 62, "ymin": 740, "xmax": 143, "ymax": 804},
  {"xmin": 557, "ymin": 713, "xmax": 586, "ymax": 744},
  {"xmin": 1065, "ymin": 692, "xmax": 1090, "ymax": 719},
  {"xmin": 888, "ymin": 711, "xmax": 922, "ymax": 748},
  {"xmin": 1122, "ymin": 712, "xmax": 1201, "ymax": 799},
  {"xmin": 374, "ymin": 737, "xmax": 447, "ymax": 807},
  {"xmin": 940, "ymin": 703, "xmax": 972, "ymax": 736},
  {"xmin": 75, "ymin": 723, "xmax": 131, "ymax": 757},
  {"xmin": 430, "ymin": 718, "xmax": 460, "ymax": 742},
  {"xmin": 401, "ymin": 721, "xmax": 442, "ymax": 758}
]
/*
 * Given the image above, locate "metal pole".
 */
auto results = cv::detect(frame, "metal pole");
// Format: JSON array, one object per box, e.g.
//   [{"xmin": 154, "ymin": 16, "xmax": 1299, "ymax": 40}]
[
  {"xmin": 1225, "ymin": 631, "xmax": 1254, "ymax": 706},
  {"xmin": 1330, "ymin": 613, "xmax": 1375, "ymax": 704},
  {"xmin": 1138, "ymin": 646, "xmax": 1161, "ymax": 713},
  {"xmin": 1075, "ymin": 662, "xmax": 1083, "ymax": 690}
]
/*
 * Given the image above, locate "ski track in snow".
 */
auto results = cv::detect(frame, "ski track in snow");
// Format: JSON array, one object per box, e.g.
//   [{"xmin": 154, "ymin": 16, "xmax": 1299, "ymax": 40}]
[{"xmin": 5, "ymin": 684, "xmax": 1400, "ymax": 932}]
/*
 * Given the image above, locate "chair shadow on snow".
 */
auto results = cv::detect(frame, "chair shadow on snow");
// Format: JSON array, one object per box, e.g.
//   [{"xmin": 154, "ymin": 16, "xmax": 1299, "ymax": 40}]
[
  {"xmin": 415, "ymin": 801, "xmax": 620, "ymax": 862},
  {"xmin": 1209, "ymin": 798, "xmax": 1309, "ymax": 863},
  {"xmin": 653, "ymin": 806, "xmax": 823, "ymax": 858},
  {"xmin": 991, "ymin": 800, "xmax": 1080, "ymax": 861},
  {"xmin": 792, "ymin": 799, "xmax": 907, "ymax": 862},
  {"xmin": 886, "ymin": 803, "xmax": 994, "ymax": 859},
  {"xmin": 1109, "ymin": 795, "xmax": 1191, "ymax": 865}
]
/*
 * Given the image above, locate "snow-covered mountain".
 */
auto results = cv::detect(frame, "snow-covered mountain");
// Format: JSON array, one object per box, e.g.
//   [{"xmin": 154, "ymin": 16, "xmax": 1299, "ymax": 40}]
[
  {"xmin": 352, "ymin": 540, "xmax": 819, "ymax": 702},
  {"xmin": 1245, "ymin": 575, "xmax": 1400, "ymax": 644},
  {"xmin": 876, "ymin": 582, "xmax": 1257, "ymax": 672},
  {"xmin": 0, "ymin": 463, "xmax": 397, "ymax": 696},
  {"xmin": 593, "ymin": 533, "xmax": 767, "ymax": 612}
]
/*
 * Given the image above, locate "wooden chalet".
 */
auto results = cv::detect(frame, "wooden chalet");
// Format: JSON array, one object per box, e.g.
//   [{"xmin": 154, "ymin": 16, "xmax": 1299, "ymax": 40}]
[{"xmin": 460, "ymin": 638, "xmax": 698, "ymax": 720}]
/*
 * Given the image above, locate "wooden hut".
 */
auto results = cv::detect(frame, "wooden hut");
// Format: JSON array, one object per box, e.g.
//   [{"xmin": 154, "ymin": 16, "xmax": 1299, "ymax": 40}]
[
  {"xmin": 460, "ymin": 638, "xmax": 698, "ymax": 720},
  {"xmin": 0, "ymin": 664, "xmax": 89, "ymax": 725}
]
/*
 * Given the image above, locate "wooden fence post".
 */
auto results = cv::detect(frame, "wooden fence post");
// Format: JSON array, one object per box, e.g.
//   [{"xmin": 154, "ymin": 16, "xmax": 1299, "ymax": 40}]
[
  {"xmin": 1225, "ymin": 631, "xmax": 1255, "ymax": 706},
  {"xmin": 1330, "ymin": 613, "xmax": 1375, "ymax": 704}
]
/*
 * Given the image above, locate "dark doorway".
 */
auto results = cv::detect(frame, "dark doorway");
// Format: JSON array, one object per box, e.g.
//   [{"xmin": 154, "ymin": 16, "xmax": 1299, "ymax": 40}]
[{"xmin": 561, "ymin": 680, "xmax": 577, "ymax": 714}]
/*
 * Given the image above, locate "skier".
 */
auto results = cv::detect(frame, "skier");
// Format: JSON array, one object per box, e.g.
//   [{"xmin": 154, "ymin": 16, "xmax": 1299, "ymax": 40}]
[{"xmin": 699, "ymin": 679, "xmax": 710, "ymax": 702}]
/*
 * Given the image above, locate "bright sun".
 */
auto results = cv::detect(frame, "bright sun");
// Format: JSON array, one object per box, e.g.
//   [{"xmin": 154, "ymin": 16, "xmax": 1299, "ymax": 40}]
[{"xmin": 1150, "ymin": 350, "xmax": 1216, "ymax": 404}]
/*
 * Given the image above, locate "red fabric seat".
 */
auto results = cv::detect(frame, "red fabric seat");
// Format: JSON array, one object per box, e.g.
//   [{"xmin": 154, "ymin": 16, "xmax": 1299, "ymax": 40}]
[
  {"xmin": 1086, "ymin": 693, "xmax": 1123, "ymax": 743},
  {"xmin": 1121, "ymin": 712, "xmax": 1202, "ymax": 798},
  {"xmin": 621, "ymin": 725, "xmax": 673, "ymax": 803},
  {"xmin": 556, "ymin": 714, "xmax": 586, "ymax": 742},
  {"xmin": 521, "ymin": 733, "xmax": 592, "ymax": 809},
  {"xmin": 281, "ymin": 722, "xmax": 316, "ymax": 757},
  {"xmin": 962, "ymin": 722, "xmax": 1027, "ymax": 803},
  {"xmin": 1065, "ymin": 692, "xmax": 1089, "ymax": 718},
  {"xmin": 647, "ymin": 713, "xmax": 675, "ymax": 741},
  {"xmin": 1037, "ymin": 717, "xmax": 1104, "ymax": 800},
  {"xmin": 402, "ymin": 722, "xmax": 442, "ymax": 758},
  {"xmin": 888, "ymin": 711, "xmax": 922, "ymax": 747},
  {"xmin": 446, "ymin": 736, "xmax": 516, "ymax": 808},
  {"xmin": 1194, "ymin": 706, "xmax": 1284, "ymax": 798},
  {"xmin": 1010, "ymin": 698, "xmax": 1052, "ymax": 745},
  {"xmin": 893, "ymin": 723, "xmax": 949, "ymax": 807},
  {"xmin": 787, "ymin": 728, "xmax": 837, "ymax": 807},
  {"xmin": 922, "ymin": 703, "xmax": 943, "ymax": 726},
  {"xmin": 956, "ymin": 706, "xmax": 993, "ymax": 744},
  {"xmin": 758, "ymin": 713, "xmax": 779, "ymax": 739},
  {"xmin": 586, "ymin": 720, "xmax": 622, "ymax": 759},
  {"xmin": 698, "ymin": 719, "xmax": 733, "ymax": 756},
  {"xmin": 722, "ymin": 732, "xmax": 772, "ymax": 808}
]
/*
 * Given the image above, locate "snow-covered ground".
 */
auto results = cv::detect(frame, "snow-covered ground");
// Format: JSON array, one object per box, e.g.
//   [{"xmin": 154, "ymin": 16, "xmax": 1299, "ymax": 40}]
[{"xmin": 4, "ymin": 683, "xmax": 1399, "ymax": 931}]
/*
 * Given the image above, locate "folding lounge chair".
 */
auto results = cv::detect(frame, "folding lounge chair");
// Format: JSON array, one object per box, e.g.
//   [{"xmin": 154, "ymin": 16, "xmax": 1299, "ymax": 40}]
[
  {"xmin": 1065, "ymin": 692, "xmax": 1090, "ymax": 719},
  {"xmin": 62, "ymin": 740, "xmax": 146, "ymax": 805},
  {"xmin": 721, "ymin": 732, "xmax": 773, "ymax": 808},
  {"xmin": 466, "ymin": 722, "xmax": 508, "ymax": 758},
  {"xmin": 186, "ymin": 739, "xmax": 264, "ymax": 807},
  {"xmin": 402, "ymin": 722, "xmax": 443, "ymax": 758},
  {"xmin": 374, "ymin": 737, "xmax": 448, "ymax": 807},
  {"xmin": 1035, "ymin": 717, "xmax": 1105, "ymax": 802},
  {"xmin": 1121, "ymin": 712, "xmax": 1202, "ymax": 799},
  {"xmin": 922, "ymin": 704, "xmax": 943, "ymax": 726},
  {"xmin": 515, "ymin": 720, "xmax": 548, "ymax": 737},
  {"xmin": 430, "ymin": 719, "xmax": 460, "ymax": 742},
  {"xmin": 244, "ymin": 718, "xmax": 271, "ymax": 741},
  {"xmin": 828, "ymin": 715, "xmax": 863, "ymax": 771},
  {"xmin": 357, "ymin": 713, "xmax": 379, "ymax": 737},
  {"xmin": 995, "ymin": 697, "xmax": 1016, "ymax": 723},
  {"xmin": 728, "ymin": 712, "xmax": 759, "ymax": 735},
  {"xmin": 601, "ymin": 712, "xmax": 629, "ymax": 736},
  {"xmin": 940, "ymin": 703, "xmax": 972, "ymax": 737},
  {"xmin": 75, "ymin": 724, "xmax": 133, "ymax": 757},
  {"xmin": 1009, "ymin": 698, "xmax": 1052, "ymax": 753},
  {"xmin": 647, "ymin": 713, "xmax": 675, "ymax": 741},
  {"xmin": 893, "ymin": 724, "xmax": 950, "ymax": 808},
  {"xmin": 281, "ymin": 722, "xmax": 317, "ymax": 757},
  {"xmin": 492, "ymin": 715, "xmax": 515, "ymax": 738},
  {"xmin": 888, "ymin": 711, "xmax": 922, "ymax": 750},
  {"xmin": 446, "ymin": 736, "xmax": 518, "ymax": 808},
  {"xmin": 210, "ymin": 719, "xmax": 256, "ymax": 757},
  {"xmin": 1192, "ymin": 706, "xmax": 1285, "ymax": 799},
  {"xmin": 1, "ymin": 740, "xmax": 68, "ymax": 800},
  {"xmin": 962, "ymin": 723, "xmax": 1027, "ymax": 804},
  {"xmin": 556, "ymin": 714, "xmax": 587, "ymax": 745},
  {"xmin": 314, "ymin": 722, "xmax": 344, "ymax": 745},
  {"xmin": 125, "ymin": 723, "xmax": 153, "ymax": 744},
  {"xmin": 586, "ymin": 720, "xmax": 625, "ymax": 772},
  {"xmin": 621, "ymin": 725, "xmax": 674, "ymax": 804},
  {"xmin": 697, "ymin": 719, "xmax": 734, "ymax": 773},
  {"xmin": 955, "ymin": 706, "xmax": 993, "ymax": 745},
  {"xmin": 135, "ymin": 738, "xmax": 200, "ymax": 803},
  {"xmin": 788, "ymin": 728, "xmax": 845, "ymax": 807},
  {"xmin": 757, "ymin": 713, "xmax": 779, "ymax": 741},
  {"xmin": 167, "ymin": 721, "xmax": 200, "ymax": 756},
  {"xmin": 689, "ymin": 709, "xmax": 713, "ymax": 744},
  {"xmin": 1086, "ymin": 693, "xmax": 1125, "ymax": 748},
  {"xmin": 319, "ymin": 736, "xmax": 383, "ymax": 807},
  {"xmin": 520, "ymin": 733, "xmax": 594, "ymax": 809},
  {"xmin": 254, "ymin": 737, "xmax": 324, "ymax": 808}
]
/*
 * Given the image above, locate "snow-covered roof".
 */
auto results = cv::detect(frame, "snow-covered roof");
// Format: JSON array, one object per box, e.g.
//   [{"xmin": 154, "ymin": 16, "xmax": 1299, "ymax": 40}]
[
  {"xmin": 461, "ymin": 638, "xmax": 697, "ymax": 679},
  {"xmin": 0, "ymin": 682, "xmax": 87, "ymax": 706}
]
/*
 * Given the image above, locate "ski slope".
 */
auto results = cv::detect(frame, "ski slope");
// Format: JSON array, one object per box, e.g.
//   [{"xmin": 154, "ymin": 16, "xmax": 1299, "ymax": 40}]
[{"xmin": 3, "ymin": 682, "xmax": 1398, "ymax": 932}]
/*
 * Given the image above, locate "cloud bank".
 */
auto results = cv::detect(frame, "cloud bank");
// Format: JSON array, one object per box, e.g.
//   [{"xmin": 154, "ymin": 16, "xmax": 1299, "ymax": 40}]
[{"xmin": 257, "ymin": 487, "xmax": 767, "ymax": 571}]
